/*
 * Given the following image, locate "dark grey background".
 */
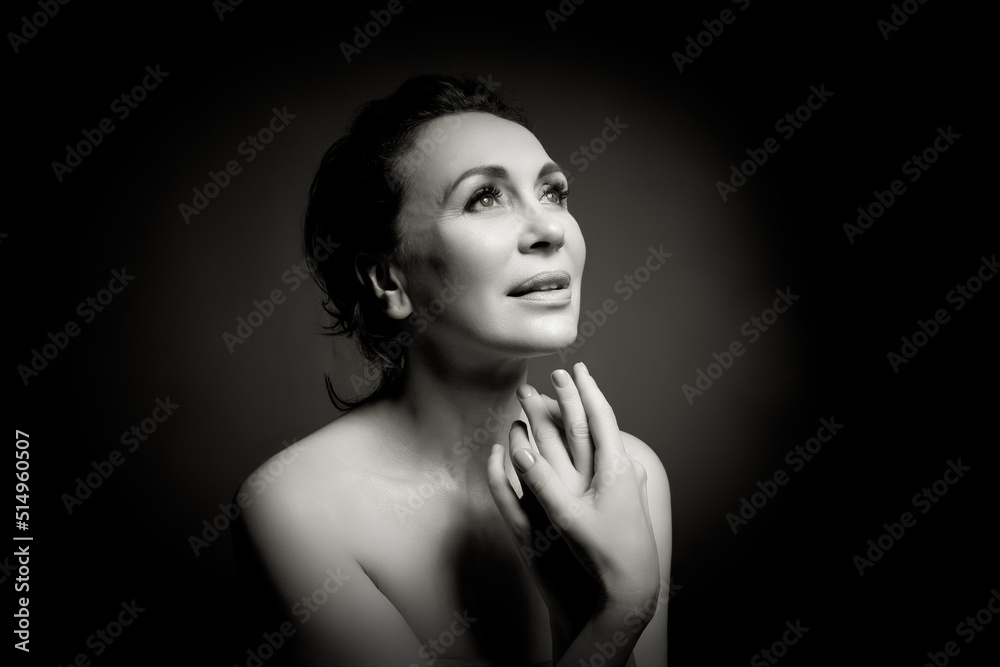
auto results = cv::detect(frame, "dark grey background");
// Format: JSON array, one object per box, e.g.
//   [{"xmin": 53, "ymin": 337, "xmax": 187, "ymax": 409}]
[{"xmin": 8, "ymin": 1, "xmax": 996, "ymax": 665}]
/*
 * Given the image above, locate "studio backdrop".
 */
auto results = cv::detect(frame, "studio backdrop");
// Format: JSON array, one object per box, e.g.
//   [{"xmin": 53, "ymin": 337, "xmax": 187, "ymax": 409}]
[{"xmin": 8, "ymin": 1, "xmax": 995, "ymax": 665}]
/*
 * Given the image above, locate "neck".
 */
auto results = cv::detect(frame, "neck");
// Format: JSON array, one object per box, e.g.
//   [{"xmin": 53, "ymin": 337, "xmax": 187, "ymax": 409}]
[{"xmin": 380, "ymin": 348, "xmax": 528, "ymax": 476}]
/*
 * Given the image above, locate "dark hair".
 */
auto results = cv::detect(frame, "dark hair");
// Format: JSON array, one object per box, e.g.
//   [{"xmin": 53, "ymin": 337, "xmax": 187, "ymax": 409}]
[{"xmin": 304, "ymin": 74, "xmax": 531, "ymax": 410}]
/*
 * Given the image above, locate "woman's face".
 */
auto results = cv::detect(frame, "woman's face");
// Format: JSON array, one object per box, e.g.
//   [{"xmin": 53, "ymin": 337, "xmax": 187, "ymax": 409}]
[{"xmin": 393, "ymin": 112, "xmax": 585, "ymax": 363}]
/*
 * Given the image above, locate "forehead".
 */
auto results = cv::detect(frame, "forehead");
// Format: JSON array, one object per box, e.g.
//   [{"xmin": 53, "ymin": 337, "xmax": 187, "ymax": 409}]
[{"xmin": 410, "ymin": 112, "xmax": 549, "ymax": 186}]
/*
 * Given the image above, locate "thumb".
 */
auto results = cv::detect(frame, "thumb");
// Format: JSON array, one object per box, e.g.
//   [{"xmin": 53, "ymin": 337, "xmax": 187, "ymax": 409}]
[{"xmin": 510, "ymin": 421, "xmax": 578, "ymax": 528}]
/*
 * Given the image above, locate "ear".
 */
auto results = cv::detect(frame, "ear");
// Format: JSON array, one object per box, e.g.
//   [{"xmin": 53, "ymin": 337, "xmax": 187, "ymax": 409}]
[{"xmin": 356, "ymin": 253, "xmax": 413, "ymax": 320}]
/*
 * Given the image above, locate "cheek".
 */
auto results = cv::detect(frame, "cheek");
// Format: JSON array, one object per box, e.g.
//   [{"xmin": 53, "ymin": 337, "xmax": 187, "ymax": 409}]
[
  {"xmin": 566, "ymin": 218, "xmax": 587, "ymax": 272},
  {"xmin": 404, "ymin": 242, "xmax": 496, "ymax": 312},
  {"xmin": 438, "ymin": 227, "xmax": 511, "ymax": 283}
]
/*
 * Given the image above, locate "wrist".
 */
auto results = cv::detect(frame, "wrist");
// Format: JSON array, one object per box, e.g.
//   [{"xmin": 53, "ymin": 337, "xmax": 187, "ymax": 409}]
[
  {"xmin": 552, "ymin": 608, "xmax": 647, "ymax": 667},
  {"xmin": 599, "ymin": 587, "xmax": 660, "ymax": 631},
  {"xmin": 549, "ymin": 601, "xmax": 597, "ymax": 656},
  {"xmin": 607, "ymin": 563, "xmax": 662, "ymax": 608}
]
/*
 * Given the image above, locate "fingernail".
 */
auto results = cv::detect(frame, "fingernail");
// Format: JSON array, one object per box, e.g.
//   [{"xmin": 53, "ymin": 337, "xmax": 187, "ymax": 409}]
[
  {"xmin": 517, "ymin": 384, "xmax": 534, "ymax": 399},
  {"xmin": 512, "ymin": 448, "xmax": 536, "ymax": 472},
  {"xmin": 552, "ymin": 369, "xmax": 570, "ymax": 388},
  {"xmin": 576, "ymin": 362, "xmax": 589, "ymax": 376}
]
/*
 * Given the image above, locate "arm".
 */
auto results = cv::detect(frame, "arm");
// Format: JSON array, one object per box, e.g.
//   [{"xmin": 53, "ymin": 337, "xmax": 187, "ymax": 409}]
[
  {"xmin": 623, "ymin": 433, "xmax": 672, "ymax": 666},
  {"xmin": 234, "ymin": 477, "xmax": 423, "ymax": 667},
  {"xmin": 487, "ymin": 363, "xmax": 669, "ymax": 667},
  {"xmin": 551, "ymin": 440, "xmax": 670, "ymax": 667}
]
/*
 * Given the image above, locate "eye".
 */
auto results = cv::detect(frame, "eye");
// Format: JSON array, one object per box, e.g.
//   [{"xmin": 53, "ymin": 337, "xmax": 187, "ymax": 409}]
[
  {"xmin": 466, "ymin": 185, "xmax": 502, "ymax": 211},
  {"xmin": 541, "ymin": 182, "xmax": 570, "ymax": 206}
]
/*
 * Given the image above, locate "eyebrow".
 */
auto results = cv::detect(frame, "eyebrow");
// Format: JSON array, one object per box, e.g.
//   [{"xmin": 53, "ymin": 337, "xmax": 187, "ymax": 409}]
[{"xmin": 442, "ymin": 161, "xmax": 568, "ymax": 202}]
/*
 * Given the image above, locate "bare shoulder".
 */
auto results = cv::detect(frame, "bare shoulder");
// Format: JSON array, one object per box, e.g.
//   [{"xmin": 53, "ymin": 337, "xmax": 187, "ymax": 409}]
[
  {"xmin": 621, "ymin": 431, "xmax": 670, "ymax": 492},
  {"xmin": 232, "ymin": 407, "xmax": 427, "ymax": 662},
  {"xmin": 235, "ymin": 407, "xmax": 388, "ymax": 557},
  {"xmin": 620, "ymin": 433, "xmax": 672, "ymax": 663},
  {"xmin": 233, "ymin": 408, "xmax": 392, "ymax": 611}
]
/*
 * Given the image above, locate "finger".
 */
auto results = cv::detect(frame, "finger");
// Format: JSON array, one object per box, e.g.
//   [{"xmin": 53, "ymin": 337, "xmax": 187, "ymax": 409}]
[
  {"xmin": 517, "ymin": 385, "xmax": 578, "ymax": 482},
  {"xmin": 486, "ymin": 443, "xmax": 531, "ymax": 542},
  {"xmin": 538, "ymin": 394, "xmax": 565, "ymax": 430},
  {"xmin": 550, "ymin": 369, "xmax": 593, "ymax": 479},
  {"xmin": 571, "ymin": 362, "xmax": 628, "ymax": 480},
  {"xmin": 509, "ymin": 421, "xmax": 581, "ymax": 530},
  {"xmin": 632, "ymin": 456, "xmax": 655, "ymax": 541},
  {"xmin": 508, "ymin": 421, "xmax": 554, "ymax": 526},
  {"xmin": 630, "ymin": 457, "xmax": 660, "ymax": 571}
]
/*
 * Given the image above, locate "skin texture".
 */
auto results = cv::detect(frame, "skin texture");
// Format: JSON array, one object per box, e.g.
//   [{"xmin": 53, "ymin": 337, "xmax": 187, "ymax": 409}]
[{"xmin": 235, "ymin": 113, "xmax": 671, "ymax": 666}]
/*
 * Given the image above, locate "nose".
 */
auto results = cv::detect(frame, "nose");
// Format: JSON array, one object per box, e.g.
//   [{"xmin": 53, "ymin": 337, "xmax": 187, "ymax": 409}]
[{"xmin": 518, "ymin": 205, "xmax": 566, "ymax": 253}]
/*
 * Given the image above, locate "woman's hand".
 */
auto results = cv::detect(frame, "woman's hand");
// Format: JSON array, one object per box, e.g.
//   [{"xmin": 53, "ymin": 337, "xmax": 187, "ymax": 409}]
[{"xmin": 487, "ymin": 363, "xmax": 661, "ymax": 651}]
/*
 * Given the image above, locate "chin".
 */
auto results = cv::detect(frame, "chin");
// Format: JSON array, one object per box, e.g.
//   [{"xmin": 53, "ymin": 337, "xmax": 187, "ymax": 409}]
[{"xmin": 512, "ymin": 321, "xmax": 581, "ymax": 356}]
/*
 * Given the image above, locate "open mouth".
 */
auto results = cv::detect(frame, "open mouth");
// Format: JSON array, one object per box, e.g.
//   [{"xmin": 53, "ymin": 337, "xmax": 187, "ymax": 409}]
[{"xmin": 508, "ymin": 271, "xmax": 571, "ymax": 298}]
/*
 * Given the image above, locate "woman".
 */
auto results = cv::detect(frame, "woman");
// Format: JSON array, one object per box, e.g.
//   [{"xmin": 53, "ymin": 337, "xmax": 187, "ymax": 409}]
[{"xmin": 234, "ymin": 75, "xmax": 672, "ymax": 667}]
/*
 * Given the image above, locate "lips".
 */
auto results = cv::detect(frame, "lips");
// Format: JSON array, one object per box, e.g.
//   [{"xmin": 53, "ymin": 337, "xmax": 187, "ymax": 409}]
[{"xmin": 508, "ymin": 271, "xmax": 571, "ymax": 297}]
